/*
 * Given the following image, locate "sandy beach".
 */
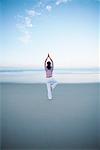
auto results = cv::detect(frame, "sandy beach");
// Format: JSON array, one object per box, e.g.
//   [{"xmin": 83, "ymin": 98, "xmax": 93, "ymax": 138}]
[{"xmin": 0, "ymin": 83, "xmax": 100, "ymax": 150}]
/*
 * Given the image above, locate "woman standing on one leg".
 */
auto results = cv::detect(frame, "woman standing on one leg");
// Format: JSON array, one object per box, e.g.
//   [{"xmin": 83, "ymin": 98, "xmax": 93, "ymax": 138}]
[{"xmin": 44, "ymin": 54, "xmax": 58, "ymax": 99}]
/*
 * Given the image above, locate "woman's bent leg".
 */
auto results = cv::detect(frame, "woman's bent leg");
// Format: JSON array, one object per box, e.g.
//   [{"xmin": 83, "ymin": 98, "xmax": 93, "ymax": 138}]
[{"xmin": 52, "ymin": 79, "xmax": 58, "ymax": 90}]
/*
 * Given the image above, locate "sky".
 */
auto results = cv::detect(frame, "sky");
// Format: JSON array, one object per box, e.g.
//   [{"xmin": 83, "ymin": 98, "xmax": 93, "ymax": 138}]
[{"xmin": 0, "ymin": 0, "xmax": 99, "ymax": 68}]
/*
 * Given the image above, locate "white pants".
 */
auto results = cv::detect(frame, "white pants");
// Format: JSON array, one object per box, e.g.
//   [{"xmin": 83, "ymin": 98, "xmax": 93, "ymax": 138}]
[{"xmin": 46, "ymin": 77, "xmax": 58, "ymax": 99}]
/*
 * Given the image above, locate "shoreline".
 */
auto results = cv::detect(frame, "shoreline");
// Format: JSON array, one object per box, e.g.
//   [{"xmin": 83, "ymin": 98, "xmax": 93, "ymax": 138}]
[{"xmin": 0, "ymin": 72, "xmax": 100, "ymax": 83}]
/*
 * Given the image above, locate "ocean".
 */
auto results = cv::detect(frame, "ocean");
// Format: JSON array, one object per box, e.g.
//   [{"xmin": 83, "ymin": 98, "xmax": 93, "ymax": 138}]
[{"xmin": 0, "ymin": 67, "xmax": 100, "ymax": 83}]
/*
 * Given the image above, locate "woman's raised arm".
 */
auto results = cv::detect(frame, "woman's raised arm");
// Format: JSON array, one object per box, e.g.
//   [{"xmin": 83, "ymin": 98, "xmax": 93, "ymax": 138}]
[
  {"xmin": 48, "ymin": 54, "xmax": 54, "ymax": 70},
  {"xmin": 44, "ymin": 54, "xmax": 49, "ymax": 69}
]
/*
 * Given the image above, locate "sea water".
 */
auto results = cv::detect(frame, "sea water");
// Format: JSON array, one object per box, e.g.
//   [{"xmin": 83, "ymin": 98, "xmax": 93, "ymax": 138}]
[{"xmin": 0, "ymin": 67, "xmax": 100, "ymax": 83}]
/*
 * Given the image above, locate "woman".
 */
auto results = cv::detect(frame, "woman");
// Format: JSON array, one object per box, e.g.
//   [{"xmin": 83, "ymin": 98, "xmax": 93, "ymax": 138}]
[{"xmin": 44, "ymin": 54, "xmax": 58, "ymax": 99}]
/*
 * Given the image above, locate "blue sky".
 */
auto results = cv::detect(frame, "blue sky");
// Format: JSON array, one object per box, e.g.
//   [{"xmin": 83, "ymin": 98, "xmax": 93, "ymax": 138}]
[{"xmin": 0, "ymin": 0, "xmax": 99, "ymax": 68}]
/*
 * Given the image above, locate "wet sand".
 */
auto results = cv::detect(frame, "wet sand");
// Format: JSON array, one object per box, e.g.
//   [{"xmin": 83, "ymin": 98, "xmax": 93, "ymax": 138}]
[{"xmin": 0, "ymin": 83, "xmax": 100, "ymax": 149}]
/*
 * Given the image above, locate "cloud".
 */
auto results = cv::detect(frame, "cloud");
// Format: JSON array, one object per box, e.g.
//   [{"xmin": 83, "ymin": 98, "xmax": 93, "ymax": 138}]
[
  {"xmin": 19, "ymin": 32, "xmax": 31, "ymax": 44},
  {"xmin": 46, "ymin": 5, "xmax": 52, "ymax": 12},
  {"xmin": 16, "ymin": 8, "xmax": 42, "ymax": 44},
  {"xmin": 26, "ymin": 9, "xmax": 41, "ymax": 17},
  {"xmin": 16, "ymin": 23, "xmax": 26, "ymax": 33},
  {"xmin": 25, "ymin": 17, "xmax": 33, "ymax": 27},
  {"xmin": 16, "ymin": 15, "xmax": 32, "ymax": 44},
  {"xmin": 16, "ymin": 0, "xmax": 72, "ymax": 44},
  {"xmin": 16, "ymin": 16, "xmax": 27, "ymax": 35},
  {"xmin": 16, "ymin": 9, "xmax": 41, "ymax": 30},
  {"xmin": 56, "ymin": 0, "xmax": 71, "ymax": 5}
]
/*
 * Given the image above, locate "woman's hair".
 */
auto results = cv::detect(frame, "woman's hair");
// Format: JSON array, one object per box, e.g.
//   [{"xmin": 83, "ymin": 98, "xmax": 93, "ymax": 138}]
[{"xmin": 47, "ymin": 61, "xmax": 51, "ymax": 70}]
